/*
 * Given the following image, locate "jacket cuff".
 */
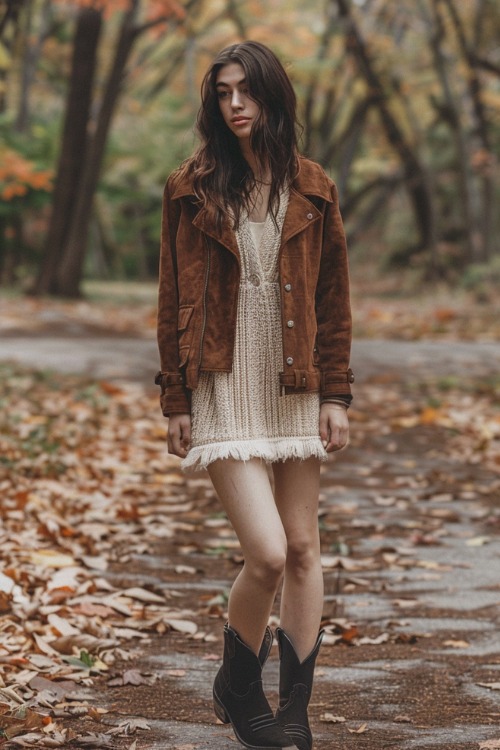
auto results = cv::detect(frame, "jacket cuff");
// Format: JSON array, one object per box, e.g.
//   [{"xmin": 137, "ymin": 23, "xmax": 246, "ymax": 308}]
[
  {"xmin": 155, "ymin": 371, "xmax": 191, "ymax": 417},
  {"xmin": 321, "ymin": 394, "xmax": 352, "ymax": 408},
  {"xmin": 321, "ymin": 368, "xmax": 354, "ymax": 398}
]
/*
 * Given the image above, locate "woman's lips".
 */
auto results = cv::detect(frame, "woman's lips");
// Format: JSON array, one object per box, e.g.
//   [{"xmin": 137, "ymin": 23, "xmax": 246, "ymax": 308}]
[{"xmin": 231, "ymin": 117, "xmax": 250, "ymax": 126}]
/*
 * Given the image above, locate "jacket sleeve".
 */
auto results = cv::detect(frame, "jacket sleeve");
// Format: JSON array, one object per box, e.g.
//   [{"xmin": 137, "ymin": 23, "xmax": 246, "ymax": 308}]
[
  {"xmin": 156, "ymin": 175, "xmax": 191, "ymax": 416},
  {"xmin": 315, "ymin": 182, "xmax": 354, "ymax": 398}
]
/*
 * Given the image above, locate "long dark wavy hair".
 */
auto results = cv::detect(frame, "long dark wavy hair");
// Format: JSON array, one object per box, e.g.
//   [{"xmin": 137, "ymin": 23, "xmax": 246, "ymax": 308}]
[{"xmin": 183, "ymin": 41, "xmax": 301, "ymax": 230}]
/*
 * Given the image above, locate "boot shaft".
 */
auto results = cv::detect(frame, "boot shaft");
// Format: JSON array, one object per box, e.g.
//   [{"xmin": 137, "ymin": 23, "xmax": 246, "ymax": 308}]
[
  {"xmin": 276, "ymin": 628, "xmax": 324, "ymax": 707},
  {"xmin": 223, "ymin": 623, "xmax": 273, "ymax": 695}
]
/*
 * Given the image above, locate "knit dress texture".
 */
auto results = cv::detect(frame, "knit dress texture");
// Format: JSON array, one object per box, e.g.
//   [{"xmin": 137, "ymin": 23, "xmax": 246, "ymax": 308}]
[{"xmin": 181, "ymin": 191, "xmax": 327, "ymax": 471}]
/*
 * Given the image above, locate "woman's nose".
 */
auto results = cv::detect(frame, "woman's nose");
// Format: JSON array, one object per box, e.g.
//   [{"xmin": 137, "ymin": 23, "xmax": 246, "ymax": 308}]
[{"xmin": 231, "ymin": 90, "xmax": 243, "ymax": 109}]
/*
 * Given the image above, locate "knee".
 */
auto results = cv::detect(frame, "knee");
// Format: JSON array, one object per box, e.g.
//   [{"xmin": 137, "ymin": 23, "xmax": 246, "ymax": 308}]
[
  {"xmin": 247, "ymin": 548, "xmax": 287, "ymax": 590},
  {"xmin": 286, "ymin": 535, "xmax": 320, "ymax": 577}
]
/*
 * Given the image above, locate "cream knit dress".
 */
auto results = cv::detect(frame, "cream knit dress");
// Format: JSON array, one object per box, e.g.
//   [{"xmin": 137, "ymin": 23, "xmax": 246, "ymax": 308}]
[{"xmin": 181, "ymin": 191, "xmax": 327, "ymax": 471}]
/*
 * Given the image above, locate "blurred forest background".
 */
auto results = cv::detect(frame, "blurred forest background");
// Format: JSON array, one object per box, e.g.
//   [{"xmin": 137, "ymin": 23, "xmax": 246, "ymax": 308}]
[{"xmin": 0, "ymin": 0, "xmax": 499, "ymax": 298}]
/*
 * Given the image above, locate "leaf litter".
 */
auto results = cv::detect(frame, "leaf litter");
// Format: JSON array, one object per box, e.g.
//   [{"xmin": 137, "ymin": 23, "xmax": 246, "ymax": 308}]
[
  {"xmin": 0, "ymin": 364, "xmax": 209, "ymax": 745},
  {"xmin": 0, "ymin": 331, "xmax": 499, "ymax": 747}
]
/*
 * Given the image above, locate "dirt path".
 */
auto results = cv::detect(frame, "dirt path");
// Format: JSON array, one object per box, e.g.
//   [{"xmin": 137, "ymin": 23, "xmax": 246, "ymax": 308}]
[
  {"xmin": 94, "ymin": 429, "xmax": 500, "ymax": 750},
  {"xmin": 2, "ymin": 333, "xmax": 499, "ymax": 750}
]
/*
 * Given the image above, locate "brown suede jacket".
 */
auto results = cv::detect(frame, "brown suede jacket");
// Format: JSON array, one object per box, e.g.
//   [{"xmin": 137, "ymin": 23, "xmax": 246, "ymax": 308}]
[{"xmin": 156, "ymin": 156, "xmax": 354, "ymax": 417}]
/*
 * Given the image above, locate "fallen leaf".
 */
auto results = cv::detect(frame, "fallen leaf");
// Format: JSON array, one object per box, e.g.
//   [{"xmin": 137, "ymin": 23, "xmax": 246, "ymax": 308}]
[
  {"xmin": 165, "ymin": 619, "xmax": 198, "ymax": 635},
  {"xmin": 80, "ymin": 555, "xmax": 108, "ymax": 571},
  {"xmin": 443, "ymin": 639, "xmax": 470, "ymax": 649},
  {"xmin": 28, "ymin": 676, "xmax": 77, "ymax": 700},
  {"xmin": 340, "ymin": 625, "xmax": 359, "ymax": 644},
  {"xmin": 30, "ymin": 550, "xmax": 76, "ymax": 568},
  {"xmin": 121, "ymin": 587, "xmax": 165, "ymax": 603},
  {"xmin": 47, "ymin": 614, "xmax": 80, "ymax": 637},
  {"xmin": 174, "ymin": 565, "xmax": 197, "ymax": 575},
  {"xmin": 107, "ymin": 718, "xmax": 151, "ymax": 734},
  {"xmin": 0, "ymin": 572, "xmax": 16, "ymax": 593},
  {"xmin": 71, "ymin": 602, "xmax": 116, "ymax": 617},
  {"xmin": 320, "ymin": 713, "xmax": 346, "ymax": 723},
  {"xmin": 357, "ymin": 633, "xmax": 389, "ymax": 645},
  {"xmin": 107, "ymin": 671, "xmax": 155, "ymax": 687},
  {"xmin": 348, "ymin": 722, "xmax": 368, "ymax": 733},
  {"xmin": 466, "ymin": 536, "xmax": 490, "ymax": 546},
  {"xmin": 50, "ymin": 635, "xmax": 117, "ymax": 655}
]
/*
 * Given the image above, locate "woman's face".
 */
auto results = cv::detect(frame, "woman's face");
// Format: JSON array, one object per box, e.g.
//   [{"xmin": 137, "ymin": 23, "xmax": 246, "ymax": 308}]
[{"xmin": 215, "ymin": 62, "xmax": 261, "ymax": 144}]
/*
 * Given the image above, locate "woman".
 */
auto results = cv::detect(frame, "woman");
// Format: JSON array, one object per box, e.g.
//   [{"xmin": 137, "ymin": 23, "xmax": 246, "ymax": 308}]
[{"xmin": 156, "ymin": 41, "xmax": 354, "ymax": 750}]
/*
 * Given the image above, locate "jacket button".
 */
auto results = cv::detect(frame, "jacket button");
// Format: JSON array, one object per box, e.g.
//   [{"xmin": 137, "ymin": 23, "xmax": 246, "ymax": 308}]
[
  {"xmin": 248, "ymin": 273, "xmax": 261, "ymax": 286},
  {"xmin": 286, "ymin": 357, "xmax": 294, "ymax": 366},
  {"xmin": 284, "ymin": 283, "xmax": 292, "ymax": 292},
  {"xmin": 307, "ymin": 212, "xmax": 313, "ymax": 220},
  {"xmin": 287, "ymin": 320, "xmax": 294, "ymax": 328}
]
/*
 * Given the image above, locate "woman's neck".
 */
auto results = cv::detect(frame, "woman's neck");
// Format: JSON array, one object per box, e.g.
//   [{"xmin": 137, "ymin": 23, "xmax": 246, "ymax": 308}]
[
  {"xmin": 240, "ymin": 143, "xmax": 271, "ymax": 185},
  {"xmin": 238, "ymin": 143, "xmax": 271, "ymax": 222}
]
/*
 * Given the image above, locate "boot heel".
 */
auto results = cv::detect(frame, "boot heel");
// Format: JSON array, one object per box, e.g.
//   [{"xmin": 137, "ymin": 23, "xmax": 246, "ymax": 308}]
[{"xmin": 213, "ymin": 692, "xmax": 230, "ymax": 724}]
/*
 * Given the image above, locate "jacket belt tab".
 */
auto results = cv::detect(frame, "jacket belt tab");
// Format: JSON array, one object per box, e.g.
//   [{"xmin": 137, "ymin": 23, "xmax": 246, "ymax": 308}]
[
  {"xmin": 154, "ymin": 370, "xmax": 185, "ymax": 389},
  {"xmin": 294, "ymin": 370, "xmax": 308, "ymax": 389},
  {"xmin": 279, "ymin": 370, "xmax": 310, "ymax": 393}
]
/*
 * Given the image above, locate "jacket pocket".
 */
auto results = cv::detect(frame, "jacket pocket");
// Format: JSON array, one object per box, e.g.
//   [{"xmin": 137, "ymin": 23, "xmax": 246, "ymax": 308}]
[{"xmin": 178, "ymin": 304, "xmax": 194, "ymax": 331}]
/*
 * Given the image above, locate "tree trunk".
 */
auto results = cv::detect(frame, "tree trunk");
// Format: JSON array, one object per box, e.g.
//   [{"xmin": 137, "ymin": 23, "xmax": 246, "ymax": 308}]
[
  {"xmin": 16, "ymin": 0, "xmax": 52, "ymax": 133},
  {"xmin": 55, "ymin": 0, "xmax": 140, "ymax": 297},
  {"xmin": 425, "ymin": 0, "xmax": 477, "ymax": 265},
  {"xmin": 302, "ymin": 2, "xmax": 340, "ymax": 157},
  {"xmin": 0, "ymin": 0, "xmax": 25, "ymax": 41},
  {"xmin": 33, "ymin": 6, "xmax": 102, "ymax": 295},
  {"xmin": 0, "ymin": 0, "xmax": 28, "ymax": 112},
  {"xmin": 333, "ymin": 0, "xmax": 440, "ymax": 274},
  {"xmin": 33, "ymin": 0, "xmax": 192, "ymax": 297},
  {"xmin": 441, "ymin": 0, "xmax": 496, "ymax": 261}
]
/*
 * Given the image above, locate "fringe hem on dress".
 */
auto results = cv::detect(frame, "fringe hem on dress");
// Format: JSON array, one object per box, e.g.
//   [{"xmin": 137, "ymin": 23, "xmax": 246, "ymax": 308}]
[{"xmin": 181, "ymin": 437, "xmax": 328, "ymax": 472}]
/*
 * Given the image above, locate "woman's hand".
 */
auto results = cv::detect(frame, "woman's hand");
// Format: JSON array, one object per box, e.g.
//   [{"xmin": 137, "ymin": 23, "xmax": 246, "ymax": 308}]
[
  {"xmin": 319, "ymin": 403, "xmax": 349, "ymax": 453},
  {"xmin": 167, "ymin": 413, "xmax": 192, "ymax": 458}
]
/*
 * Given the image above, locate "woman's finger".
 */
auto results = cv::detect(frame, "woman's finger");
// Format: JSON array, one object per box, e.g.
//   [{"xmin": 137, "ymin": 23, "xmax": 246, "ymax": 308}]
[{"xmin": 167, "ymin": 414, "xmax": 191, "ymax": 458}]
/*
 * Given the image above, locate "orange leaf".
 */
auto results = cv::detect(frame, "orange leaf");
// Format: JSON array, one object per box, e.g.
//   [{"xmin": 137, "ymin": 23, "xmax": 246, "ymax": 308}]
[{"xmin": 419, "ymin": 407, "xmax": 440, "ymax": 425}]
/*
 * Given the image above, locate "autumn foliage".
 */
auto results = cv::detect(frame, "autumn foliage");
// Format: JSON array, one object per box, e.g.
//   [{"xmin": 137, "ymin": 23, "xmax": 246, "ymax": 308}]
[
  {"xmin": 52, "ymin": 0, "xmax": 186, "ymax": 22},
  {"xmin": 0, "ymin": 149, "xmax": 53, "ymax": 202}
]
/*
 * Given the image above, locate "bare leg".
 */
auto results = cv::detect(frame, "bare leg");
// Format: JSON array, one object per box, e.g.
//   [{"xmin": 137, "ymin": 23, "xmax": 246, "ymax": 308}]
[
  {"xmin": 208, "ymin": 458, "xmax": 287, "ymax": 655},
  {"xmin": 272, "ymin": 457, "xmax": 323, "ymax": 662}
]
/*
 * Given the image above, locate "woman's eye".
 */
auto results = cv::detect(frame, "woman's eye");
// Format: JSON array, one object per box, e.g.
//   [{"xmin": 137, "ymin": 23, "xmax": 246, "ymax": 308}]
[{"xmin": 218, "ymin": 91, "xmax": 229, "ymax": 99}]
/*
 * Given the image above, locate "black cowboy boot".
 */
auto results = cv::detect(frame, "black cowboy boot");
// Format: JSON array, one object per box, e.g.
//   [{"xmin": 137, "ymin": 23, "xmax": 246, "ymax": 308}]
[
  {"xmin": 213, "ymin": 623, "xmax": 297, "ymax": 750},
  {"xmin": 275, "ymin": 628, "xmax": 324, "ymax": 750}
]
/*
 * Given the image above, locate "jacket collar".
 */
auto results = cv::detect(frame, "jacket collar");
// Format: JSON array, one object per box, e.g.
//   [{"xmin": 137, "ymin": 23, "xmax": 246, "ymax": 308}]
[
  {"xmin": 170, "ymin": 156, "xmax": 333, "ymax": 203},
  {"xmin": 171, "ymin": 157, "xmax": 333, "ymax": 260}
]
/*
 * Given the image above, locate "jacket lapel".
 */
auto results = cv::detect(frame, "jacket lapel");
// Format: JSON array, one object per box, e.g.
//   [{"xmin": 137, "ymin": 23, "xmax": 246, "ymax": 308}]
[
  {"xmin": 192, "ymin": 208, "xmax": 240, "ymax": 261},
  {"xmin": 280, "ymin": 188, "xmax": 322, "ymax": 247}
]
